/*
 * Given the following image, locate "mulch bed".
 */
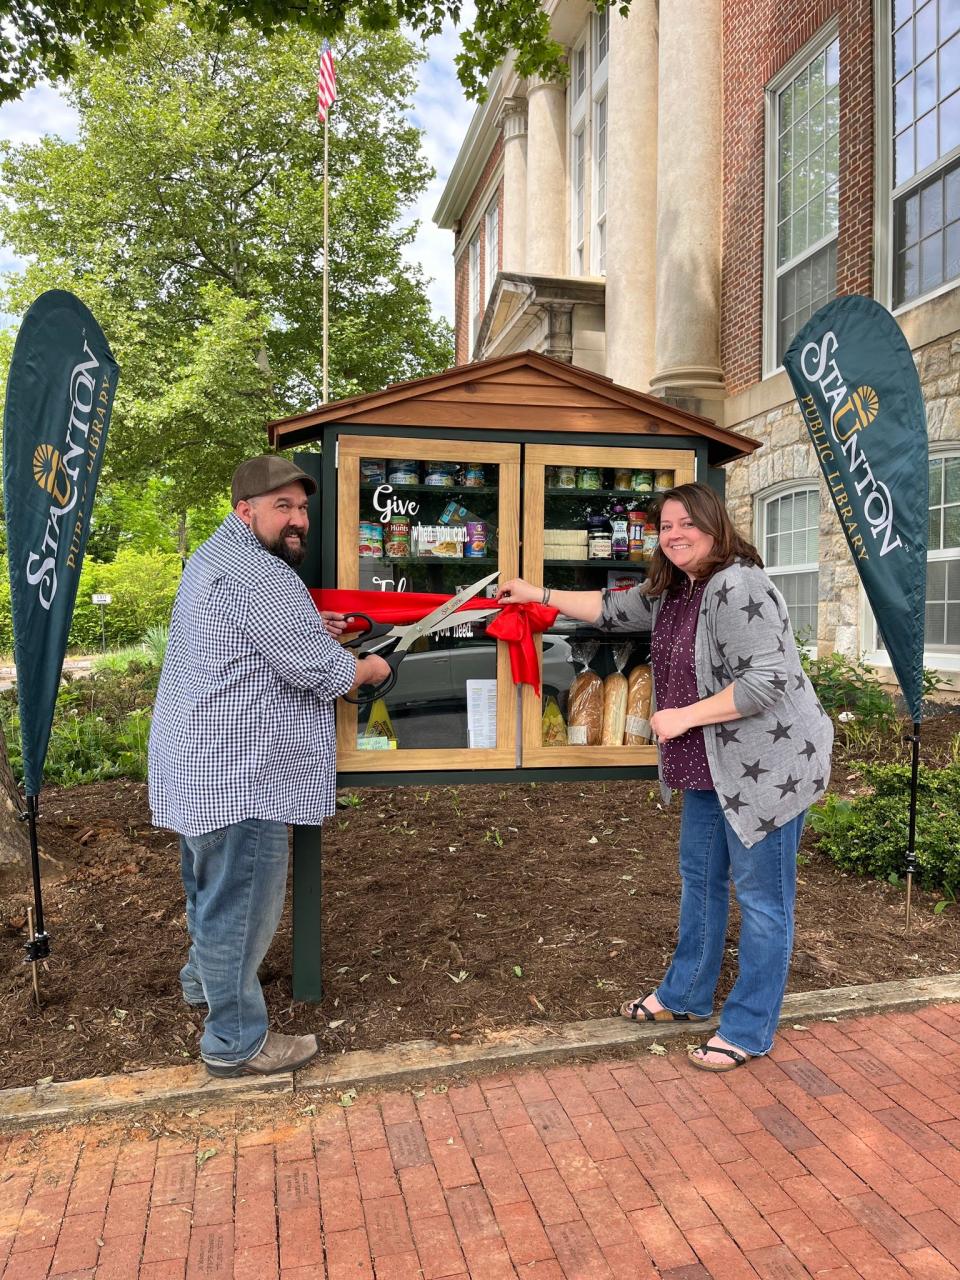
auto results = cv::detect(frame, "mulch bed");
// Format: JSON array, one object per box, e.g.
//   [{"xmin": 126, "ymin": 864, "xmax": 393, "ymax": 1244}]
[{"xmin": 1, "ymin": 714, "xmax": 959, "ymax": 1090}]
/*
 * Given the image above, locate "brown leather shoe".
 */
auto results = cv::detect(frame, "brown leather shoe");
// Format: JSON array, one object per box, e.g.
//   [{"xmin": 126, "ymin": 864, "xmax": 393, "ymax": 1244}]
[{"xmin": 204, "ymin": 1031, "xmax": 319, "ymax": 1078}]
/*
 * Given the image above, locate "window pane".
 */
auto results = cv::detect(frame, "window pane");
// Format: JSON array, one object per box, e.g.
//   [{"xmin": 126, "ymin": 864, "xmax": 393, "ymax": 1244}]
[
  {"xmin": 897, "ymin": 125, "xmax": 916, "ymax": 182},
  {"xmin": 896, "ymin": 0, "xmax": 915, "ymax": 23},
  {"xmin": 922, "ymin": 177, "xmax": 944, "ymax": 231},
  {"xmin": 941, "ymin": 89, "xmax": 960, "ymax": 154},
  {"xmin": 917, "ymin": 0, "xmax": 938, "ymax": 60},
  {"xmin": 917, "ymin": 53, "xmax": 938, "ymax": 114},
  {"xmin": 946, "ymin": 505, "xmax": 960, "ymax": 547},
  {"xmin": 917, "ymin": 108, "xmax": 939, "ymax": 169},
  {"xmin": 896, "ymin": 73, "xmax": 915, "ymax": 128},
  {"xmin": 780, "ymin": 82, "xmax": 794, "ymax": 133},
  {"xmin": 931, "ymin": 455, "xmax": 945, "ymax": 502},
  {"xmin": 810, "ymin": 52, "xmax": 826, "ymax": 102},
  {"xmin": 930, "ymin": 504, "xmax": 943, "ymax": 547},
  {"xmin": 928, "ymin": 558, "xmax": 947, "ymax": 598},
  {"xmin": 794, "ymin": 66, "xmax": 809, "ymax": 118},
  {"xmin": 927, "ymin": 601, "xmax": 946, "ymax": 642},
  {"xmin": 943, "ymin": 0, "xmax": 960, "ymax": 38},
  {"xmin": 921, "ymin": 231, "xmax": 944, "ymax": 288},
  {"xmin": 826, "ymin": 40, "xmax": 840, "ymax": 86},
  {"xmin": 946, "ymin": 603, "xmax": 960, "ymax": 645},
  {"xmin": 948, "ymin": 161, "xmax": 960, "ymax": 215},
  {"xmin": 943, "ymin": 31, "xmax": 960, "ymax": 97},
  {"xmin": 895, "ymin": 19, "xmax": 915, "ymax": 78}
]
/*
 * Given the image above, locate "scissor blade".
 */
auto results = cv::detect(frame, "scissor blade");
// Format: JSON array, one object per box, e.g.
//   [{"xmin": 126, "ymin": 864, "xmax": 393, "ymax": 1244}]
[
  {"xmin": 419, "ymin": 605, "xmax": 500, "ymax": 636},
  {"xmin": 396, "ymin": 569, "xmax": 500, "ymax": 651}
]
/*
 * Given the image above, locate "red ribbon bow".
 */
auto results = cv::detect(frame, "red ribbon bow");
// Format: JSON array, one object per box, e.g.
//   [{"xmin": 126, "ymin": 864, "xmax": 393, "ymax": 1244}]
[{"xmin": 311, "ymin": 589, "xmax": 559, "ymax": 694}]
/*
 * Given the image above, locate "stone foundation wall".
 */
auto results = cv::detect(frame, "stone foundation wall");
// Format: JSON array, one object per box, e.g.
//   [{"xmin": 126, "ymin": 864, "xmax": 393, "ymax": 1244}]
[{"xmin": 724, "ymin": 328, "xmax": 960, "ymax": 666}]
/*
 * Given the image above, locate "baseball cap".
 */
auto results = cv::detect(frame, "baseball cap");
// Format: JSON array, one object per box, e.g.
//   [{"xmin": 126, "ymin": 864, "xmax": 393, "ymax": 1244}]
[{"xmin": 231, "ymin": 455, "xmax": 318, "ymax": 506}]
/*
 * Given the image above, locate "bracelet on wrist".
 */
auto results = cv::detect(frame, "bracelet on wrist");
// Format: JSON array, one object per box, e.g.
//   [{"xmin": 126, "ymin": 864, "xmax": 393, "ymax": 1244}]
[{"xmin": 541, "ymin": 586, "xmax": 551, "ymax": 606}]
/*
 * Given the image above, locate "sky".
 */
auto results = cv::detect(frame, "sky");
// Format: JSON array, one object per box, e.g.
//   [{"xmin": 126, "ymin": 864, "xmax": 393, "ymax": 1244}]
[{"xmin": 0, "ymin": 22, "xmax": 478, "ymax": 325}]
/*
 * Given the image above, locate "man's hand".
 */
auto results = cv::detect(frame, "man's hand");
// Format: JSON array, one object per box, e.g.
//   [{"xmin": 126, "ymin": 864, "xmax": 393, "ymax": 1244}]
[
  {"xmin": 353, "ymin": 653, "xmax": 392, "ymax": 690},
  {"xmin": 320, "ymin": 610, "xmax": 348, "ymax": 638},
  {"xmin": 649, "ymin": 706, "xmax": 694, "ymax": 742}
]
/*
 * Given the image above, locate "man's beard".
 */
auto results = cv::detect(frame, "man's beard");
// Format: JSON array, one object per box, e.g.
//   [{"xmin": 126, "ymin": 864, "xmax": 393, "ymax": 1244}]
[{"xmin": 254, "ymin": 521, "xmax": 307, "ymax": 567}]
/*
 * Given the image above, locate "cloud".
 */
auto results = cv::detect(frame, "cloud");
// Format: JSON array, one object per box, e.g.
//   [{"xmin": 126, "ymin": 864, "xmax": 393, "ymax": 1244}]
[{"xmin": 403, "ymin": 14, "xmax": 478, "ymax": 326}]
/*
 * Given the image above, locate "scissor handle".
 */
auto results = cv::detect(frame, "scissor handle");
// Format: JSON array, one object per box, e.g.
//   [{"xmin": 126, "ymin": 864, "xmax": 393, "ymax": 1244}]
[
  {"xmin": 340, "ymin": 612, "xmax": 376, "ymax": 648},
  {"xmin": 343, "ymin": 650, "xmax": 401, "ymax": 705}
]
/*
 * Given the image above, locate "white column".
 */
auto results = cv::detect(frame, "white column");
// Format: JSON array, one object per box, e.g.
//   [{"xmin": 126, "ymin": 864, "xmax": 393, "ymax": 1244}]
[
  {"xmin": 498, "ymin": 97, "xmax": 528, "ymax": 274},
  {"xmin": 524, "ymin": 78, "xmax": 567, "ymax": 277},
  {"xmin": 649, "ymin": 0, "xmax": 724, "ymax": 400},
  {"xmin": 604, "ymin": 0, "xmax": 659, "ymax": 392}
]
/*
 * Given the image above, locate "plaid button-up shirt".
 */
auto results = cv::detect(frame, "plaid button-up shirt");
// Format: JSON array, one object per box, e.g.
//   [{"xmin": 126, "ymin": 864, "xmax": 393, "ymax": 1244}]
[{"xmin": 148, "ymin": 514, "xmax": 357, "ymax": 836}]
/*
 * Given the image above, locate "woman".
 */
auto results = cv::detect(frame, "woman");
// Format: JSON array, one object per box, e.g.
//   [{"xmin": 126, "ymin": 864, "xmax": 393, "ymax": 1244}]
[{"xmin": 498, "ymin": 483, "xmax": 832, "ymax": 1072}]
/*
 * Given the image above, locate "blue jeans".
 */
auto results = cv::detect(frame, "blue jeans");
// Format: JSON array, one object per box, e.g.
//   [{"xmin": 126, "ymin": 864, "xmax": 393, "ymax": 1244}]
[
  {"xmin": 656, "ymin": 788, "xmax": 805, "ymax": 1057},
  {"xmin": 179, "ymin": 819, "xmax": 289, "ymax": 1065}
]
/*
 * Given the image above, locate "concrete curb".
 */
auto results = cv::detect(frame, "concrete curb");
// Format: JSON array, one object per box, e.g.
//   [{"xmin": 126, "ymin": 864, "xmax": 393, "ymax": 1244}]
[{"xmin": 2, "ymin": 973, "xmax": 958, "ymax": 1130}]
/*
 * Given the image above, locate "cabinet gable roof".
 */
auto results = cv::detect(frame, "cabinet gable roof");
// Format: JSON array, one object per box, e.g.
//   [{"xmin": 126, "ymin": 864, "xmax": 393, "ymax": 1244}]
[{"xmin": 267, "ymin": 351, "xmax": 759, "ymax": 465}]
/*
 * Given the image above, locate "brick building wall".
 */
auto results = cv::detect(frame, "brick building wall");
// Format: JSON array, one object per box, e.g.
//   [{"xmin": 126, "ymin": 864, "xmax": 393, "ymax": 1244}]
[
  {"xmin": 453, "ymin": 137, "xmax": 504, "ymax": 365},
  {"xmin": 721, "ymin": 0, "xmax": 874, "ymax": 395}
]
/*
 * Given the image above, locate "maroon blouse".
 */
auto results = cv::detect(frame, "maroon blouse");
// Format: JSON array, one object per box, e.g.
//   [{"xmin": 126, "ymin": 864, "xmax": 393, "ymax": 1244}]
[{"xmin": 649, "ymin": 579, "xmax": 713, "ymax": 789}]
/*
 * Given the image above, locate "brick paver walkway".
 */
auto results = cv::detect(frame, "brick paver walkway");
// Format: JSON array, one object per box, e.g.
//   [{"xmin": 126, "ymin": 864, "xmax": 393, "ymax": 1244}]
[{"xmin": 2, "ymin": 1005, "xmax": 960, "ymax": 1279}]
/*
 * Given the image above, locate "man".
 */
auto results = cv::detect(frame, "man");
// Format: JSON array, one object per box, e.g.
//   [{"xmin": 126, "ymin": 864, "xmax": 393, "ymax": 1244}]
[{"xmin": 148, "ymin": 455, "xmax": 390, "ymax": 1077}]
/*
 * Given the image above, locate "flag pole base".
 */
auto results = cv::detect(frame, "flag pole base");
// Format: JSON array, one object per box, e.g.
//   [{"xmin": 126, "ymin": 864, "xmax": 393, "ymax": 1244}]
[
  {"xmin": 905, "ymin": 870, "xmax": 913, "ymax": 933},
  {"xmin": 25, "ymin": 906, "xmax": 44, "ymax": 1008}
]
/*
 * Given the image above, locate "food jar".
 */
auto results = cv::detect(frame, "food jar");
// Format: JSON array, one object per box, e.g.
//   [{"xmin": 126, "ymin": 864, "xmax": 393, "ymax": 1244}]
[
  {"xmin": 388, "ymin": 460, "xmax": 419, "ymax": 486},
  {"xmin": 642, "ymin": 515, "xmax": 659, "ymax": 560},
  {"xmin": 628, "ymin": 510, "xmax": 645, "ymax": 562},
  {"xmin": 614, "ymin": 468, "xmax": 632, "ymax": 490},
  {"xmin": 385, "ymin": 516, "xmax": 411, "ymax": 558},
  {"xmin": 359, "ymin": 521, "xmax": 384, "ymax": 558},
  {"xmin": 461, "ymin": 465, "xmax": 485, "ymax": 488},
  {"xmin": 587, "ymin": 514, "xmax": 612, "ymax": 560},
  {"xmin": 655, "ymin": 469, "xmax": 675, "ymax": 491},
  {"xmin": 630, "ymin": 470, "xmax": 654, "ymax": 495},
  {"xmin": 578, "ymin": 467, "xmax": 602, "ymax": 491},
  {"xmin": 556, "ymin": 465, "xmax": 577, "ymax": 489}
]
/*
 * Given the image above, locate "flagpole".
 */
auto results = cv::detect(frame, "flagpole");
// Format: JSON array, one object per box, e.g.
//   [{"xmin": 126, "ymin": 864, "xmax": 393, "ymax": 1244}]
[
  {"xmin": 322, "ymin": 111, "xmax": 329, "ymax": 405},
  {"xmin": 905, "ymin": 720, "xmax": 921, "ymax": 931},
  {"xmin": 24, "ymin": 793, "xmax": 49, "ymax": 1006}
]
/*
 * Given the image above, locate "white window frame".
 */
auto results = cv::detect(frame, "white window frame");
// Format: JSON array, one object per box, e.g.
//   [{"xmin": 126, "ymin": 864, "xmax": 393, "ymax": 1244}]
[
  {"xmin": 762, "ymin": 18, "xmax": 841, "ymax": 377},
  {"xmin": 592, "ymin": 91, "xmax": 608, "ymax": 275},
  {"xmin": 467, "ymin": 229, "xmax": 481, "ymax": 356},
  {"xmin": 484, "ymin": 198, "xmax": 499, "ymax": 300},
  {"xmin": 592, "ymin": 6, "xmax": 610, "ymax": 71},
  {"xmin": 569, "ymin": 34, "xmax": 589, "ymax": 276},
  {"xmin": 875, "ymin": 0, "xmax": 960, "ymax": 314},
  {"xmin": 755, "ymin": 482, "xmax": 821, "ymax": 650},
  {"xmin": 865, "ymin": 445, "xmax": 960, "ymax": 670}
]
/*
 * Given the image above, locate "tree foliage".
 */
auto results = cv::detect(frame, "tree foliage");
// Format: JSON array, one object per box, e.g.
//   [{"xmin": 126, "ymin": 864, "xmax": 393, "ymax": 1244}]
[
  {"xmin": 0, "ymin": 0, "xmax": 626, "ymax": 103},
  {"xmin": 0, "ymin": 9, "xmax": 453, "ymax": 512}
]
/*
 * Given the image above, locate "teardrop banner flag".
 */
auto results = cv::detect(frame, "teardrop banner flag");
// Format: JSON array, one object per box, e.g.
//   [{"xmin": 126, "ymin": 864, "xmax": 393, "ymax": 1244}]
[
  {"xmin": 3, "ymin": 291, "xmax": 120, "ymax": 797},
  {"xmin": 783, "ymin": 295, "xmax": 927, "ymax": 723}
]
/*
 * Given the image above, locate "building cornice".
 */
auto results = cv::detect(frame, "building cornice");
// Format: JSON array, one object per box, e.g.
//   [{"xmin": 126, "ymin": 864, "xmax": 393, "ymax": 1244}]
[{"xmin": 433, "ymin": 67, "xmax": 505, "ymax": 229}]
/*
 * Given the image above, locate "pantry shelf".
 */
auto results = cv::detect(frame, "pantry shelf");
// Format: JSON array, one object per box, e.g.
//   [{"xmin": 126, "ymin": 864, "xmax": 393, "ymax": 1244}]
[
  {"xmin": 543, "ymin": 559, "xmax": 648, "ymax": 569},
  {"xmin": 544, "ymin": 487, "xmax": 671, "ymax": 499},
  {"xmin": 359, "ymin": 484, "xmax": 499, "ymax": 495}
]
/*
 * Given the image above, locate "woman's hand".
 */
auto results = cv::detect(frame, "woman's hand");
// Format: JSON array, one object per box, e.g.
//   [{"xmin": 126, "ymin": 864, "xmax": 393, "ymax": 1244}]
[
  {"xmin": 650, "ymin": 707, "xmax": 694, "ymax": 741},
  {"xmin": 496, "ymin": 578, "xmax": 543, "ymax": 605}
]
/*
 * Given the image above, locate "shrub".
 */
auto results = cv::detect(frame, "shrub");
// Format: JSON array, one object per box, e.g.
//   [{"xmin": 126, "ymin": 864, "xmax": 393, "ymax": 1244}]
[
  {"xmin": 0, "ymin": 549, "xmax": 181, "ymax": 655},
  {"xmin": 799, "ymin": 651, "xmax": 897, "ymax": 729},
  {"xmin": 808, "ymin": 762, "xmax": 960, "ymax": 892}
]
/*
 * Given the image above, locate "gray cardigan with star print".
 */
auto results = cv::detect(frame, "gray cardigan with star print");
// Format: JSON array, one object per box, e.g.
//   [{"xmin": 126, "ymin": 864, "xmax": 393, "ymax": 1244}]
[{"xmin": 598, "ymin": 559, "xmax": 833, "ymax": 848}]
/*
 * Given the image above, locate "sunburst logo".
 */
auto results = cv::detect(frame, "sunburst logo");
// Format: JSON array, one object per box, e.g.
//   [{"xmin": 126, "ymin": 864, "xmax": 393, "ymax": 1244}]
[
  {"xmin": 834, "ymin": 384, "xmax": 879, "ymax": 442},
  {"xmin": 33, "ymin": 443, "xmax": 71, "ymax": 506}
]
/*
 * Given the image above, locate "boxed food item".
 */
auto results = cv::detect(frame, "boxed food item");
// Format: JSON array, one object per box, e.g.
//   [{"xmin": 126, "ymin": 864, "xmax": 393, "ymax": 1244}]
[{"xmin": 412, "ymin": 524, "xmax": 466, "ymax": 558}]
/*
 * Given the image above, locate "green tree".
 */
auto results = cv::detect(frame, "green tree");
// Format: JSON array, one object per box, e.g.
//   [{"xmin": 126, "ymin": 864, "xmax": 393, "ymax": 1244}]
[
  {"xmin": 0, "ymin": 0, "xmax": 620, "ymax": 103},
  {"xmin": 0, "ymin": 9, "xmax": 452, "ymax": 519}
]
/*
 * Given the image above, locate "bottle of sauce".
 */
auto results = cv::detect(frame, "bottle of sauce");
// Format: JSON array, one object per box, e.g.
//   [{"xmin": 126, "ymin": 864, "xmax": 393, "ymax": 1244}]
[
  {"xmin": 628, "ymin": 509, "xmax": 645, "ymax": 562},
  {"xmin": 587, "ymin": 514, "xmax": 612, "ymax": 560},
  {"xmin": 610, "ymin": 506, "xmax": 629, "ymax": 561}
]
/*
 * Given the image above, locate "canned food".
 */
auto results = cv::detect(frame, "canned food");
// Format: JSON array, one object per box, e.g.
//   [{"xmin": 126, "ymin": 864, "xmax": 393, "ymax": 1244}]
[
  {"xmin": 359, "ymin": 521, "xmax": 383, "ymax": 558},
  {"xmin": 465, "ymin": 520, "xmax": 487, "ymax": 558},
  {"xmin": 556, "ymin": 465, "xmax": 577, "ymax": 489},
  {"xmin": 461, "ymin": 465, "xmax": 485, "ymax": 487},
  {"xmin": 385, "ymin": 516, "xmax": 411, "ymax": 558},
  {"xmin": 425, "ymin": 462, "xmax": 458, "ymax": 487},
  {"xmin": 388, "ymin": 460, "xmax": 419, "ymax": 486},
  {"xmin": 614, "ymin": 468, "xmax": 632, "ymax": 490},
  {"xmin": 361, "ymin": 459, "xmax": 386, "ymax": 484},
  {"xmin": 578, "ymin": 467, "xmax": 602, "ymax": 490},
  {"xmin": 655, "ymin": 469, "xmax": 675, "ymax": 490},
  {"xmin": 631, "ymin": 470, "xmax": 654, "ymax": 494}
]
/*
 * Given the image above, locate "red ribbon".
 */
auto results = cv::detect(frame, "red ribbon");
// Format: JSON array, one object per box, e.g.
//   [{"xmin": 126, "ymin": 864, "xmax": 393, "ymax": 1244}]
[{"xmin": 311, "ymin": 588, "xmax": 559, "ymax": 694}]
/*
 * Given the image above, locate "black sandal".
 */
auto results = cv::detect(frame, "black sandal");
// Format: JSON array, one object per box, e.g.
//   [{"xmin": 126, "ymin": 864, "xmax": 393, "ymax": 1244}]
[
  {"xmin": 619, "ymin": 996, "xmax": 703, "ymax": 1023},
  {"xmin": 687, "ymin": 1043, "xmax": 749, "ymax": 1073}
]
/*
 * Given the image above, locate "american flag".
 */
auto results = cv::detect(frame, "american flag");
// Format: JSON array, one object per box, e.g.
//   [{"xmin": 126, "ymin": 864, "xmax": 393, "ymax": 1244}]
[{"xmin": 316, "ymin": 39, "xmax": 337, "ymax": 123}]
